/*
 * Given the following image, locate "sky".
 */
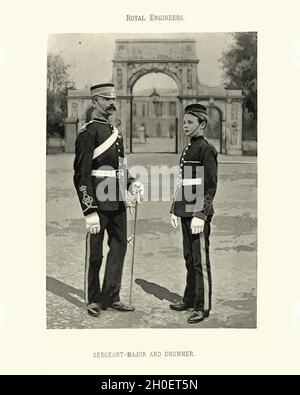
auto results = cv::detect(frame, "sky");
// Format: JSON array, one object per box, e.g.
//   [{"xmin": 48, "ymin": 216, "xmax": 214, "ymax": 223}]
[{"xmin": 48, "ymin": 33, "xmax": 234, "ymax": 91}]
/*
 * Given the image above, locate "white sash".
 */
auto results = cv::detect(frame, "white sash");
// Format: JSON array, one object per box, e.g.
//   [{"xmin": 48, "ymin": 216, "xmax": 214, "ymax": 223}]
[{"xmin": 92, "ymin": 127, "xmax": 119, "ymax": 159}]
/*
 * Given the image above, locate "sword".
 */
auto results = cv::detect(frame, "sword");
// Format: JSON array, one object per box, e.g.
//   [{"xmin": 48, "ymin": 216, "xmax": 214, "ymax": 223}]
[{"xmin": 127, "ymin": 191, "xmax": 140, "ymax": 306}]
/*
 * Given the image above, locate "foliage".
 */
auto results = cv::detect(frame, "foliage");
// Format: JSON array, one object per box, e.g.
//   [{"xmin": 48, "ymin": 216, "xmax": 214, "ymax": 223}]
[
  {"xmin": 47, "ymin": 53, "xmax": 75, "ymax": 138},
  {"xmin": 221, "ymin": 32, "xmax": 257, "ymax": 117}
]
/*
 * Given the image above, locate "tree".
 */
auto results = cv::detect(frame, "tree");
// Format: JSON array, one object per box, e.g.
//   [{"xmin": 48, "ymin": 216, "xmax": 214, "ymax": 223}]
[
  {"xmin": 47, "ymin": 53, "xmax": 75, "ymax": 138},
  {"xmin": 220, "ymin": 32, "xmax": 257, "ymax": 117}
]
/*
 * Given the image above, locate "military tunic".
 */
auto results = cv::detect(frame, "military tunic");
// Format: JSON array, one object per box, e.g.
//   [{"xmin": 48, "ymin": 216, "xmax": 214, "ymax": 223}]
[
  {"xmin": 73, "ymin": 116, "xmax": 134, "ymax": 307},
  {"xmin": 171, "ymin": 135, "xmax": 218, "ymax": 312}
]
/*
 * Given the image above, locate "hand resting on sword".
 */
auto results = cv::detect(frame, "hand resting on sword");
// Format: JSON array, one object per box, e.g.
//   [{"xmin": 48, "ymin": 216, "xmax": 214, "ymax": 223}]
[
  {"xmin": 127, "ymin": 181, "xmax": 144, "ymax": 213},
  {"xmin": 85, "ymin": 212, "xmax": 101, "ymax": 234}
]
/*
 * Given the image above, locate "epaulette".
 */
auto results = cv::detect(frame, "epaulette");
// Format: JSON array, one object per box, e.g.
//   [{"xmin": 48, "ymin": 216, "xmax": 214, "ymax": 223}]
[
  {"xmin": 79, "ymin": 119, "xmax": 109, "ymax": 133},
  {"xmin": 79, "ymin": 120, "xmax": 94, "ymax": 133}
]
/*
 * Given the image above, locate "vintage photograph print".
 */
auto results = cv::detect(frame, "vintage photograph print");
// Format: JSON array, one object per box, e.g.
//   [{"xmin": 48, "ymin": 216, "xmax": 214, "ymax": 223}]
[{"xmin": 46, "ymin": 32, "xmax": 257, "ymax": 329}]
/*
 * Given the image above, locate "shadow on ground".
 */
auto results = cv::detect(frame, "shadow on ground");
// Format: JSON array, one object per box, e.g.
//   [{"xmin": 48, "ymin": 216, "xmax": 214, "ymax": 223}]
[
  {"xmin": 47, "ymin": 276, "xmax": 182, "ymax": 308},
  {"xmin": 46, "ymin": 276, "xmax": 85, "ymax": 309},
  {"xmin": 135, "ymin": 279, "xmax": 181, "ymax": 303}
]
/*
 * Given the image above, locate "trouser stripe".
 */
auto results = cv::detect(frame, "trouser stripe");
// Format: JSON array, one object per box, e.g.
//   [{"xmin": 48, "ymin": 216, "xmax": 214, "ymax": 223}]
[
  {"xmin": 84, "ymin": 232, "xmax": 90, "ymax": 304},
  {"xmin": 200, "ymin": 232, "xmax": 210, "ymax": 311}
]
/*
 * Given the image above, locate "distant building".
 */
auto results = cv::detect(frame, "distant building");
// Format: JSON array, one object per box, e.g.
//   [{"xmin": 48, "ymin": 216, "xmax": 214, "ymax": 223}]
[{"xmin": 132, "ymin": 89, "xmax": 178, "ymax": 139}]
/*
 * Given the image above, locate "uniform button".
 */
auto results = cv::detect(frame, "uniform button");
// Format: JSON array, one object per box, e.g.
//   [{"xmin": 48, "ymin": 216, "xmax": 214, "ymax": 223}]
[
  {"xmin": 183, "ymin": 152, "xmax": 186, "ymax": 156},
  {"xmin": 116, "ymin": 142, "xmax": 119, "ymax": 146},
  {"xmin": 188, "ymin": 143, "xmax": 191, "ymax": 146}
]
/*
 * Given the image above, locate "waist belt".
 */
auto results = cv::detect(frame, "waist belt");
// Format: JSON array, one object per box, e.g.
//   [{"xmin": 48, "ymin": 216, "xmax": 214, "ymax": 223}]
[
  {"xmin": 181, "ymin": 178, "xmax": 202, "ymax": 186},
  {"xmin": 91, "ymin": 169, "xmax": 124, "ymax": 178}
]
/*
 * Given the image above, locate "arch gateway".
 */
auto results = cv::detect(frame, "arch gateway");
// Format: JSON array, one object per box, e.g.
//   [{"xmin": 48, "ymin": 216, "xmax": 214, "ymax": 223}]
[{"xmin": 66, "ymin": 39, "xmax": 243, "ymax": 155}]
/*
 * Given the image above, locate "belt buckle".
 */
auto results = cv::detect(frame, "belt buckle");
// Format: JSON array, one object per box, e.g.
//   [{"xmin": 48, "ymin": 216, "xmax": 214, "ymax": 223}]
[{"xmin": 117, "ymin": 169, "xmax": 124, "ymax": 178}]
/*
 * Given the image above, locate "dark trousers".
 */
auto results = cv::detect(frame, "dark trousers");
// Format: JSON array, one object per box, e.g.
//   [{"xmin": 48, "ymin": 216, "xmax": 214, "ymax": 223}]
[
  {"xmin": 84, "ymin": 208, "xmax": 127, "ymax": 307},
  {"xmin": 181, "ymin": 217, "xmax": 212, "ymax": 311}
]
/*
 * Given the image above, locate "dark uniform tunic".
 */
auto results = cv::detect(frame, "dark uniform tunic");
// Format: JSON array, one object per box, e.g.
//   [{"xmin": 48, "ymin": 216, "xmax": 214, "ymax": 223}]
[
  {"xmin": 171, "ymin": 135, "xmax": 218, "ymax": 312},
  {"xmin": 73, "ymin": 116, "xmax": 134, "ymax": 307}
]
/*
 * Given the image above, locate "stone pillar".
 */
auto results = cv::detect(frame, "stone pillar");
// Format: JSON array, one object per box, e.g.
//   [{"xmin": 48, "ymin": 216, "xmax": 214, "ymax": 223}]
[
  {"xmin": 236, "ymin": 99, "xmax": 243, "ymax": 154},
  {"xmin": 178, "ymin": 98, "xmax": 188, "ymax": 151},
  {"xmin": 113, "ymin": 62, "xmax": 127, "ymax": 96},
  {"xmin": 214, "ymin": 101, "xmax": 226, "ymax": 154},
  {"xmin": 220, "ymin": 119, "xmax": 225, "ymax": 154},
  {"xmin": 226, "ymin": 99, "xmax": 243, "ymax": 155},
  {"xmin": 192, "ymin": 65, "xmax": 197, "ymax": 95},
  {"xmin": 64, "ymin": 117, "xmax": 78, "ymax": 153},
  {"xmin": 120, "ymin": 99, "xmax": 127, "ymax": 138},
  {"xmin": 114, "ymin": 96, "xmax": 131, "ymax": 153},
  {"xmin": 67, "ymin": 100, "xmax": 72, "ymax": 117},
  {"xmin": 182, "ymin": 64, "xmax": 188, "ymax": 95},
  {"xmin": 126, "ymin": 97, "xmax": 132, "ymax": 153},
  {"xmin": 225, "ymin": 99, "xmax": 232, "ymax": 155}
]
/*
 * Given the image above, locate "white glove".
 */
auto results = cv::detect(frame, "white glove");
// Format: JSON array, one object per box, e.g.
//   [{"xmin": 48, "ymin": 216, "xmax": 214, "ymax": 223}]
[
  {"xmin": 191, "ymin": 217, "xmax": 205, "ymax": 234},
  {"xmin": 85, "ymin": 212, "xmax": 100, "ymax": 234},
  {"xmin": 131, "ymin": 181, "xmax": 144, "ymax": 202},
  {"xmin": 171, "ymin": 214, "xmax": 179, "ymax": 229}
]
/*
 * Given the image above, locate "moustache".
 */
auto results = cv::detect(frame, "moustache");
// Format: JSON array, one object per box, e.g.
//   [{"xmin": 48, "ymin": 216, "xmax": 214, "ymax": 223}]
[{"xmin": 107, "ymin": 105, "xmax": 116, "ymax": 111}]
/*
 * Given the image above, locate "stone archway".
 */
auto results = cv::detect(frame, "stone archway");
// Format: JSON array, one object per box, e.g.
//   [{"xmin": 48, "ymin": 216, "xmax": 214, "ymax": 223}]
[
  {"xmin": 112, "ymin": 39, "xmax": 198, "ymax": 152},
  {"xmin": 129, "ymin": 67, "xmax": 183, "ymax": 96}
]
